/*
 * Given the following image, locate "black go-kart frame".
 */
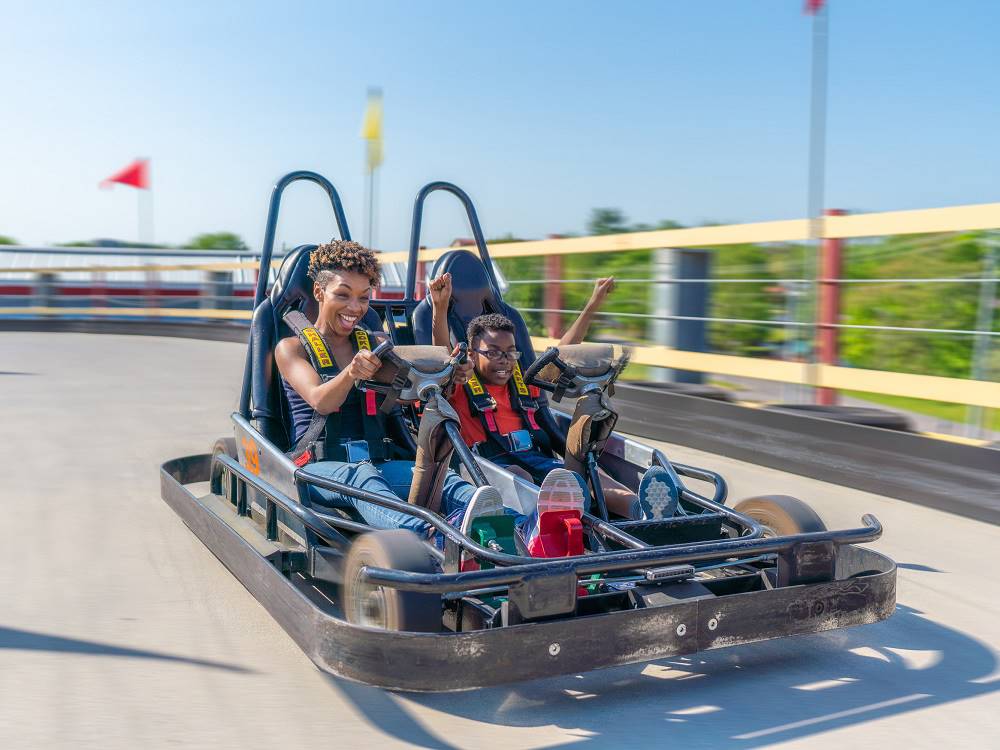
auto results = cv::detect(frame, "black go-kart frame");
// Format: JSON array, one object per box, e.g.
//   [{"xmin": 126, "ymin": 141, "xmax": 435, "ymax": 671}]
[{"xmin": 160, "ymin": 170, "xmax": 896, "ymax": 692}]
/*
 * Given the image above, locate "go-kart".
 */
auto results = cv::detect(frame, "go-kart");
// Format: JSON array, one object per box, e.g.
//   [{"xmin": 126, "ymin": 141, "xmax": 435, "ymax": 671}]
[{"xmin": 161, "ymin": 171, "xmax": 896, "ymax": 692}]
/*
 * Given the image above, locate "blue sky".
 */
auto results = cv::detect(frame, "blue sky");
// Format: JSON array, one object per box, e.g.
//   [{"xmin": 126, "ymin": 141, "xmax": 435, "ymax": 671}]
[{"xmin": 2, "ymin": 0, "xmax": 998, "ymax": 251}]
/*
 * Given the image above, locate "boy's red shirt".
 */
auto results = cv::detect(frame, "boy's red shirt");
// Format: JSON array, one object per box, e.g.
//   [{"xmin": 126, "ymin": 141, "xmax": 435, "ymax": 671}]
[{"xmin": 448, "ymin": 381, "xmax": 540, "ymax": 447}]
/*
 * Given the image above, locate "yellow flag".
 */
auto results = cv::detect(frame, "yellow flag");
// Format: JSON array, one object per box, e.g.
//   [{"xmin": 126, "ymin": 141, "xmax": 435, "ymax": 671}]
[{"xmin": 361, "ymin": 89, "xmax": 383, "ymax": 169}]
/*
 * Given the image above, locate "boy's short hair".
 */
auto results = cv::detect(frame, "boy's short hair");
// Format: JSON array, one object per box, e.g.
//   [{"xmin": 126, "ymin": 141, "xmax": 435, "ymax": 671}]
[
  {"xmin": 307, "ymin": 240, "xmax": 381, "ymax": 288},
  {"xmin": 467, "ymin": 313, "xmax": 515, "ymax": 344}
]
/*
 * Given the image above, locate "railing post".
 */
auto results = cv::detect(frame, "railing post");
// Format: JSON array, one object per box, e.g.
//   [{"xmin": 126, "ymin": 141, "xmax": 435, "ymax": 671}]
[
  {"xmin": 543, "ymin": 239, "xmax": 563, "ymax": 339},
  {"xmin": 34, "ymin": 272, "xmax": 56, "ymax": 310},
  {"xmin": 202, "ymin": 270, "xmax": 232, "ymax": 311},
  {"xmin": 415, "ymin": 254, "xmax": 427, "ymax": 300},
  {"xmin": 650, "ymin": 248, "xmax": 674, "ymax": 383},
  {"xmin": 816, "ymin": 208, "xmax": 845, "ymax": 405}
]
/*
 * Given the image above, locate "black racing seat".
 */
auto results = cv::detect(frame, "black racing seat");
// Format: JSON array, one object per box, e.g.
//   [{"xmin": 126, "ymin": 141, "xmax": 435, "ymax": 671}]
[
  {"xmin": 411, "ymin": 249, "xmax": 566, "ymax": 456},
  {"xmin": 249, "ymin": 244, "xmax": 386, "ymax": 451},
  {"xmin": 411, "ymin": 249, "xmax": 536, "ymax": 358}
]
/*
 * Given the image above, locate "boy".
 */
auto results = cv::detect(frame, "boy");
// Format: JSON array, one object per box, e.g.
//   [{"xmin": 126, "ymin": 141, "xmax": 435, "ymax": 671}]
[{"xmin": 428, "ymin": 275, "xmax": 676, "ymax": 520}]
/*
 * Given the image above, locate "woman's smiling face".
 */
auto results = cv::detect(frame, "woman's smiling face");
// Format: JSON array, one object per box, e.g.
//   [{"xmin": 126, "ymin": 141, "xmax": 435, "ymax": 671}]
[{"xmin": 314, "ymin": 270, "xmax": 372, "ymax": 336}]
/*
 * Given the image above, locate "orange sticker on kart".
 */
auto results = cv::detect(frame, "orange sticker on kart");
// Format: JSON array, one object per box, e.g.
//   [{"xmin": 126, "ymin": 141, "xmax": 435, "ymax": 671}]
[
  {"xmin": 302, "ymin": 328, "xmax": 333, "ymax": 369},
  {"xmin": 241, "ymin": 436, "xmax": 260, "ymax": 475}
]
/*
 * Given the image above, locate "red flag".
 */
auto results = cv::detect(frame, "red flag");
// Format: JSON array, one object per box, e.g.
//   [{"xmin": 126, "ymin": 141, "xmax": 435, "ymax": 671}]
[
  {"xmin": 804, "ymin": 0, "xmax": 825, "ymax": 13},
  {"xmin": 100, "ymin": 159, "xmax": 150, "ymax": 189}
]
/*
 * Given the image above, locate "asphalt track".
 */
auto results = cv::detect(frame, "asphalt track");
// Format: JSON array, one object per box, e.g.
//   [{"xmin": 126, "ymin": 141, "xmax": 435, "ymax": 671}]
[{"xmin": 1, "ymin": 332, "xmax": 997, "ymax": 750}]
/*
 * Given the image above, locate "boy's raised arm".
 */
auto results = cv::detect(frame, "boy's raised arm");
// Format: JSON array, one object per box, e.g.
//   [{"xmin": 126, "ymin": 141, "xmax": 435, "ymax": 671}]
[
  {"xmin": 558, "ymin": 277, "xmax": 616, "ymax": 346},
  {"xmin": 428, "ymin": 272, "xmax": 454, "ymax": 348}
]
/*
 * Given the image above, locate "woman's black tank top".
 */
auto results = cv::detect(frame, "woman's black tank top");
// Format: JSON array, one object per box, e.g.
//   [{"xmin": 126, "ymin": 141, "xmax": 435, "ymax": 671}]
[{"xmin": 281, "ymin": 376, "xmax": 367, "ymax": 444}]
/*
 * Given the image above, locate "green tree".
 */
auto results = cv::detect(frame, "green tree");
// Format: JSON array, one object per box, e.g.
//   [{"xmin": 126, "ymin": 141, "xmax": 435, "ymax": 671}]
[
  {"xmin": 0, "ymin": 235, "xmax": 17, "ymax": 245},
  {"xmin": 187, "ymin": 232, "xmax": 248, "ymax": 251},
  {"xmin": 587, "ymin": 208, "xmax": 629, "ymax": 236}
]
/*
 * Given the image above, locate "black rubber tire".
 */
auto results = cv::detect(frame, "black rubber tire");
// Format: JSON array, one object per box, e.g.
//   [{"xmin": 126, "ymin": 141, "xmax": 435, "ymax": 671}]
[
  {"xmin": 210, "ymin": 437, "xmax": 238, "ymax": 496},
  {"xmin": 624, "ymin": 381, "xmax": 734, "ymax": 402},
  {"xmin": 765, "ymin": 404, "xmax": 913, "ymax": 432},
  {"xmin": 733, "ymin": 494, "xmax": 827, "ymax": 537},
  {"xmin": 343, "ymin": 530, "xmax": 442, "ymax": 632}
]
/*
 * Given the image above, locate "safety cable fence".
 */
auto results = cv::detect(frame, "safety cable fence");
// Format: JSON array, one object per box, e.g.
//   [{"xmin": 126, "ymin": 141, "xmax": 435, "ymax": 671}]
[{"xmin": 2, "ymin": 202, "xmax": 999, "ymax": 439}]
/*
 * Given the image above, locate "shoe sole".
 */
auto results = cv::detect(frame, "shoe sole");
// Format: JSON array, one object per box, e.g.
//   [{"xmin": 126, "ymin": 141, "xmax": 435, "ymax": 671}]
[
  {"xmin": 536, "ymin": 468, "xmax": 585, "ymax": 514},
  {"xmin": 460, "ymin": 486, "xmax": 505, "ymax": 537},
  {"xmin": 643, "ymin": 477, "xmax": 677, "ymax": 520}
]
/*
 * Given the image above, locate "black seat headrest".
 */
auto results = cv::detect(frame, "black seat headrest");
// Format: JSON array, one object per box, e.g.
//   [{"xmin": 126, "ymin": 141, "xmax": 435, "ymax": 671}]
[
  {"xmin": 412, "ymin": 249, "xmax": 535, "ymax": 363},
  {"xmin": 269, "ymin": 245, "xmax": 318, "ymax": 321}
]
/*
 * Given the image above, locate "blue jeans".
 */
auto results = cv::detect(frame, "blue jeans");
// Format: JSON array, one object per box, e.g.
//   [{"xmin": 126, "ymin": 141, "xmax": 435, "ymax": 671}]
[
  {"xmin": 492, "ymin": 451, "xmax": 564, "ymax": 484},
  {"xmin": 302, "ymin": 460, "xmax": 476, "ymax": 534}
]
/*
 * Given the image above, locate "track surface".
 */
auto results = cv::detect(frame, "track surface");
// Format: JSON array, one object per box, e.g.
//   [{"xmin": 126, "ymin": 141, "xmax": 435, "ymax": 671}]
[{"xmin": 1, "ymin": 333, "xmax": 997, "ymax": 749}]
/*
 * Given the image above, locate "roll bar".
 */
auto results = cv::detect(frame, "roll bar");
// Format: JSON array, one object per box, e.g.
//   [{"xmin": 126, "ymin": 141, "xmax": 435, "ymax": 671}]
[
  {"xmin": 405, "ymin": 181, "xmax": 502, "ymax": 302},
  {"xmin": 239, "ymin": 171, "xmax": 351, "ymax": 418}
]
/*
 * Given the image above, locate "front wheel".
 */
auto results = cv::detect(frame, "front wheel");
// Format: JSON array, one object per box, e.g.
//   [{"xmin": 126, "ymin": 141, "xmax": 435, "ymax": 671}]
[
  {"xmin": 343, "ymin": 530, "xmax": 442, "ymax": 632},
  {"xmin": 733, "ymin": 494, "xmax": 826, "ymax": 537},
  {"xmin": 210, "ymin": 437, "xmax": 238, "ymax": 497}
]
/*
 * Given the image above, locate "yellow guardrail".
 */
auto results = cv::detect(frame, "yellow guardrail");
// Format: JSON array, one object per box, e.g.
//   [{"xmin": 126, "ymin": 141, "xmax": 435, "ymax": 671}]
[
  {"xmin": 530, "ymin": 336, "xmax": 1000, "ymax": 410},
  {"xmin": 4, "ymin": 201, "xmax": 1000, "ymax": 274},
  {"xmin": 5, "ymin": 306, "xmax": 997, "ymax": 409}
]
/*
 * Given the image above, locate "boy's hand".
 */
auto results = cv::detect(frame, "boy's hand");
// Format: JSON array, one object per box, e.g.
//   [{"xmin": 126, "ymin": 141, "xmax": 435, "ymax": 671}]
[
  {"xmin": 428, "ymin": 273, "xmax": 452, "ymax": 311},
  {"xmin": 589, "ymin": 277, "xmax": 616, "ymax": 307},
  {"xmin": 451, "ymin": 345, "xmax": 474, "ymax": 386}
]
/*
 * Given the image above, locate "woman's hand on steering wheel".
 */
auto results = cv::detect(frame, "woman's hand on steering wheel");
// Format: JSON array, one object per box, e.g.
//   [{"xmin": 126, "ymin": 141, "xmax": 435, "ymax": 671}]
[{"xmin": 348, "ymin": 349, "xmax": 382, "ymax": 381}]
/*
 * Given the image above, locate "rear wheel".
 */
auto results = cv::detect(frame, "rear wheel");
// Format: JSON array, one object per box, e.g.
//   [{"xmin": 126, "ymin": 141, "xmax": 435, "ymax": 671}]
[
  {"xmin": 343, "ymin": 530, "xmax": 442, "ymax": 632},
  {"xmin": 733, "ymin": 494, "xmax": 826, "ymax": 537}
]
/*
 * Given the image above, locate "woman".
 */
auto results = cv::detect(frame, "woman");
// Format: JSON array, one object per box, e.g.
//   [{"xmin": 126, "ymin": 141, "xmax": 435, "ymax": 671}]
[{"xmin": 274, "ymin": 240, "xmax": 486, "ymax": 532}]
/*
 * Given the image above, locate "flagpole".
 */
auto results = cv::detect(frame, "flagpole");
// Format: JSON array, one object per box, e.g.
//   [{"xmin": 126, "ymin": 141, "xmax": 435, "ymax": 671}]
[
  {"xmin": 361, "ymin": 87, "xmax": 383, "ymax": 250},
  {"xmin": 803, "ymin": 1, "xmax": 829, "ymax": 400},
  {"xmin": 136, "ymin": 189, "xmax": 143, "ymax": 246},
  {"xmin": 147, "ymin": 187, "xmax": 155, "ymax": 246},
  {"xmin": 366, "ymin": 163, "xmax": 375, "ymax": 248}
]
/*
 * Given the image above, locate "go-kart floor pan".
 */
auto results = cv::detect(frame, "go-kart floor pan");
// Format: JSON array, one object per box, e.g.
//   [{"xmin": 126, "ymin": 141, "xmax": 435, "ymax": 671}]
[{"xmin": 161, "ymin": 454, "xmax": 896, "ymax": 692}]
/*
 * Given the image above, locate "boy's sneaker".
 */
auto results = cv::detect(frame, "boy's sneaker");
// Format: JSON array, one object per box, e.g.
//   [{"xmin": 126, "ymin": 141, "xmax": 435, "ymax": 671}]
[
  {"xmin": 636, "ymin": 466, "xmax": 679, "ymax": 520},
  {"xmin": 524, "ymin": 468, "xmax": 586, "ymax": 554},
  {"xmin": 536, "ymin": 468, "xmax": 586, "ymax": 516}
]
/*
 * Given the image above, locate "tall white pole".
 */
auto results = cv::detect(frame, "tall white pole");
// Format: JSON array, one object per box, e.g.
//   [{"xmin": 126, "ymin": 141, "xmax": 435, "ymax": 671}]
[{"xmin": 801, "ymin": 3, "xmax": 829, "ymax": 401}]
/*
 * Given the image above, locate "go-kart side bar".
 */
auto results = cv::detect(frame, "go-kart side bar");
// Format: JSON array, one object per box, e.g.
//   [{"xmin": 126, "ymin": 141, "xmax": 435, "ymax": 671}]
[
  {"xmin": 361, "ymin": 514, "xmax": 884, "ymax": 594},
  {"xmin": 297, "ymin": 463, "xmax": 772, "ymax": 568},
  {"xmin": 214, "ymin": 454, "xmax": 352, "ymax": 551},
  {"xmin": 671, "ymin": 462, "xmax": 728, "ymax": 505}
]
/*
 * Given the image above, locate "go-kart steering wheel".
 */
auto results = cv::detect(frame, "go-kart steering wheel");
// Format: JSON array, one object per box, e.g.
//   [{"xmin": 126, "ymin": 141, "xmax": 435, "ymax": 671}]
[
  {"xmin": 523, "ymin": 344, "xmax": 631, "ymax": 402},
  {"xmin": 355, "ymin": 340, "xmax": 470, "ymax": 412},
  {"xmin": 523, "ymin": 346, "xmax": 578, "ymax": 402}
]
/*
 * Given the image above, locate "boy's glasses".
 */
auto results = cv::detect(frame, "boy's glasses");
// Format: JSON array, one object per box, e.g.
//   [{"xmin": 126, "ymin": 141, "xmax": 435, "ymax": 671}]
[{"xmin": 474, "ymin": 349, "xmax": 520, "ymax": 361}]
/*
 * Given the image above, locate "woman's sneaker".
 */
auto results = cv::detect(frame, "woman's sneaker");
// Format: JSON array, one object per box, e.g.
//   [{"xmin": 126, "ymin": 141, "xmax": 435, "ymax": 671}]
[
  {"xmin": 637, "ymin": 466, "xmax": 679, "ymax": 520},
  {"xmin": 460, "ymin": 485, "xmax": 505, "ymax": 537}
]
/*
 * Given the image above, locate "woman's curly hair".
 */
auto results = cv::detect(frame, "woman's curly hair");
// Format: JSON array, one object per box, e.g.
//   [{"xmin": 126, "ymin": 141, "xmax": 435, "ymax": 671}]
[{"xmin": 307, "ymin": 240, "xmax": 381, "ymax": 287}]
